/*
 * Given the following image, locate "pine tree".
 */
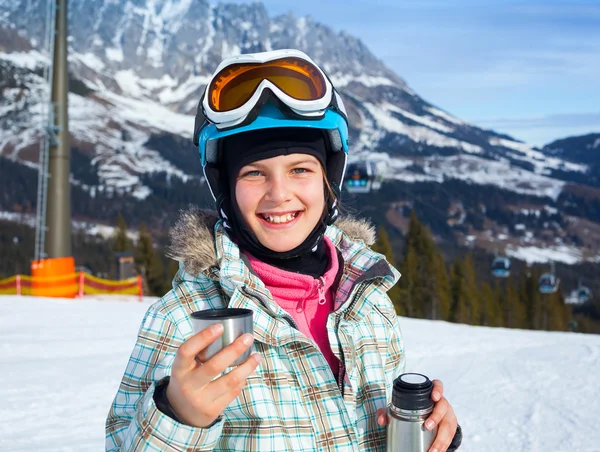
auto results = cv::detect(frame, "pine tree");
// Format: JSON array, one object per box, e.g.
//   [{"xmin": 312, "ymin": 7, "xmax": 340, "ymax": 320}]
[
  {"xmin": 502, "ymin": 278, "xmax": 527, "ymax": 328},
  {"xmin": 450, "ymin": 260, "xmax": 467, "ymax": 323},
  {"xmin": 135, "ymin": 222, "xmax": 165, "ymax": 296},
  {"xmin": 113, "ymin": 212, "xmax": 133, "ymax": 253},
  {"xmin": 432, "ymin": 250, "xmax": 452, "ymax": 321},
  {"xmin": 543, "ymin": 291, "xmax": 570, "ymax": 332},
  {"xmin": 372, "ymin": 226, "xmax": 404, "ymax": 315},
  {"xmin": 480, "ymin": 282, "xmax": 502, "ymax": 326},
  {"xmin": 462, "ymin": 254, "xmax": 481, "ymax": 325},
  {"xmin": 398, "ymin": 243, "xmax": 419, "ymax": 316},
  {"xmin": 491, "ymin": 281, "xmax": 505, "ymax": 327},
  {"xmin": 519, "ymin": 269, "xmax": 542, "ymax": 329},
  {"xmin": 398, "ymin": 211, "xmax": 450, "ymax": 320}
]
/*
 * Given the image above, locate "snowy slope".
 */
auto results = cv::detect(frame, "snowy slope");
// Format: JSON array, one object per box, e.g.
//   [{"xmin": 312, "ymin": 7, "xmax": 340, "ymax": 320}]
[{"xmin": 0, "ymin": 295, "xmax": 598, "ymax": 451}]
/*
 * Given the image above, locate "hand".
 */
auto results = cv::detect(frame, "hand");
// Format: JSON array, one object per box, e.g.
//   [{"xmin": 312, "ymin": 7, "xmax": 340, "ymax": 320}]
[
  {"xmin": 166, "ymin": 323, "xmax": 261, "ymax": 428},
  {"xmin": 377, "ymin": 379, "xmax": 458, "ymax": 452}
]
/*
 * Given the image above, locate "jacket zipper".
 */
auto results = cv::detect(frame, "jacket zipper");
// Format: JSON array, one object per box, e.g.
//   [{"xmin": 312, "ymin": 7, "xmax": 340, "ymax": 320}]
[
  {"xmin": 335, "ymin": 282, "xmax": 369, "ymax": 392},
  {"xmin": 317, "ymin": 276, "xmax": 326, "ymax": 305},
  {"xmin": 245, "ymin": 278, "xmax": 377, "ymax": 393},
  {"xmin": 296, "ymin": 276, "xmax": 327, "ymax": 312}
]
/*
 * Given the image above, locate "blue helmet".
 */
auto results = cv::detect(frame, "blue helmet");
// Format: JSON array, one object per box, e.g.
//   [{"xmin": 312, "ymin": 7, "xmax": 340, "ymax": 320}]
[{"xmin": 193, "ymin": 91, "xmax": 350, "ymax": 204}]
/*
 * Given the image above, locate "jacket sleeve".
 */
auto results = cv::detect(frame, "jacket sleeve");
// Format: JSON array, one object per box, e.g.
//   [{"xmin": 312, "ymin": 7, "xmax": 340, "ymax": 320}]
[{"xmin": 105, "ymin": 301, "xmax": 224, "ymax": 451}]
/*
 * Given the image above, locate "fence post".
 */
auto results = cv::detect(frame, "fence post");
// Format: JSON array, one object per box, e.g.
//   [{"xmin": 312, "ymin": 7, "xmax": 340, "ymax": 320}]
[
  {"xmin": 137, "ymin": 275, "xmax": 143, "ymax": 302},
  {"xmin": 78, "ymin": 272, "xmax": 85, "ymax": 298},
  {"xmin": 16, "ymin": 275, "xmax": 21, "ymax": 296}
]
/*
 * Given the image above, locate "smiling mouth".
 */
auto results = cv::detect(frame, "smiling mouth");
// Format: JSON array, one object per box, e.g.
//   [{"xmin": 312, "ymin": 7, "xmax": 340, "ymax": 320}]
[{"xmin": 258, "ymin": 211, "xmax": 301, "ymax": 224}]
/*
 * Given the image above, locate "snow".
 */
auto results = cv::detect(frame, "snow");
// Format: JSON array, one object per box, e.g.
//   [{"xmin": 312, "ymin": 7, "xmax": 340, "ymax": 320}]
[
  {"xmin": 159, "ymin": 0, "xmax": 193, "ymax": 31},
  {"xmin": 100, "ymin": 90, "xmax": 193, "ymax": 137},
  {"xmin": 505, "ymin": 244, "xmax": 583, "ymax": 265},
  {"xmin": 489, "ymin": 137, "xmax": 587, "ymax": 175},
  {"xmin": 364, "ymin": 103, "xmax": 483, "ymax": 154},
  {"xmin": 0, "ymin": 211, "xmax": 139, "ymax": 241},
  {"xmin": 1, "ymin": 295, "xmax": 599, "ymax": 451},
  {"xmin": 385, "ymin": 103, "xmax": 454, "ymax": 134},
  {"xmin": 330, "ymin": 74, "xmax": 397, "ymax": 88},
  {"xmin": 105, "ymin": 47, "xmax": 124, "ymax": 63},
  {"xmin": 147, "ymin": 35, "xmax": 165, "ymax": 68},
  {"xmin": 201, "ymin": 4, "xmax": 216, "ymax": 61},
  {"xmin": 392, "ymin": 155, "xmax": 566, "ymax": 200},
  {"xmin": 425, "ymin": 106, "xmax": 466, "ymax": 126},
  {"xmin": 0, "ymin": 50, "xmax": 47, "ymax": 69},
  {"xmin": 157, "ymin": 74, "xmax": 211, "ymax": 104},
  {"xmin": 115, "ymin": 70, "xmax": 144, "ymax": 97},
  {"xmin": 76, "ymin": 52, "xmax": 106, "ymax": 72}
]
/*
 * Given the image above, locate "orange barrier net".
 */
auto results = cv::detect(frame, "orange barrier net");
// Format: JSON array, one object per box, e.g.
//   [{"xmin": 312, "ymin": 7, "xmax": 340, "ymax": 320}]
[{"xmin": 0, "ymin": 272, "xmax": 142, "ymax": 301}]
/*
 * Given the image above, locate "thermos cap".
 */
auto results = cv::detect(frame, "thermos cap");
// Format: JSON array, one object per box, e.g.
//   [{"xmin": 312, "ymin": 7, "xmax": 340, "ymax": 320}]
[{"xmin": 391, "ymin": 373, "xmax": 434, "ymax": 411}]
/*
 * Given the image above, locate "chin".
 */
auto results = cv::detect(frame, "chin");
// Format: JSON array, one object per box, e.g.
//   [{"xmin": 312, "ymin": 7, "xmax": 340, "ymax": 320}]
[{"xmin": 260, "ymin": 236, "xmax": 304, "ymax": 253}]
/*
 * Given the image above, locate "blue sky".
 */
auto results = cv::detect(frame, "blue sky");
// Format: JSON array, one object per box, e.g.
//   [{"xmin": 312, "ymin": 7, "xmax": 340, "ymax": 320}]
[{"xmin": 231, "ymin": 0, "xmax": 600, "ymax": 146}]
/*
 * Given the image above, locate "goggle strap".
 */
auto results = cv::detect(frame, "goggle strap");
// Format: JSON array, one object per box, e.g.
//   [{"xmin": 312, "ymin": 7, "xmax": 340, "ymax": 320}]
[{"xmin": 193, "ymin": 93, "xmax": 207, "ymax": 146}]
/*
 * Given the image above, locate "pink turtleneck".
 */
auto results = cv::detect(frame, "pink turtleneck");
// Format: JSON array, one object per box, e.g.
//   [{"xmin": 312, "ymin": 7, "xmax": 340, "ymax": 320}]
[{"xmin": 245, "ymin": 237, "xmax": 340, "ymax": 376}]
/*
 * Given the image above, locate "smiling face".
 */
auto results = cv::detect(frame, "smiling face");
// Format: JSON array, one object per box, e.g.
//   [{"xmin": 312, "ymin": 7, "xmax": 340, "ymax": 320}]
[{"xmin": 235, "ymin": 153, "xmax": 326, "ymax": 252}]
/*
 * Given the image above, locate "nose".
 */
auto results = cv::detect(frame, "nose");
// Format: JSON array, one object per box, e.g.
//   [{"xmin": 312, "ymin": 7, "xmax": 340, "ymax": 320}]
[{"xmin": 264, "ymin": 173, "xmax": 292, "ymax": 204}]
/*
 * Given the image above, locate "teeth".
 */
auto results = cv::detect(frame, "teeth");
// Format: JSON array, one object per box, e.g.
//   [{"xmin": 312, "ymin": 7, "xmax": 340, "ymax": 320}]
[{"xmin": 262, "ymin": 212, "xmax": 297, "ymax": 223}]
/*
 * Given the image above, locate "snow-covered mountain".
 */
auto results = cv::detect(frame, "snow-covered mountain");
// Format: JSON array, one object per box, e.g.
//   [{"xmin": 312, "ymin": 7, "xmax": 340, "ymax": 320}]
[
  {"xmin": 1, "ymin": 0, "xmax": 599, "ymax": 266},
  {"xmin": 0, "ymin": 0, "xmax": 591, "ymax": 198}
]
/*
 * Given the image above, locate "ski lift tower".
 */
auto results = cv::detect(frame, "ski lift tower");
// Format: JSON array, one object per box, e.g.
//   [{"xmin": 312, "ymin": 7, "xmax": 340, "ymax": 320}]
[{"xmin": 32, "ymin": 0, "xmax": 75, "ymax": 297}]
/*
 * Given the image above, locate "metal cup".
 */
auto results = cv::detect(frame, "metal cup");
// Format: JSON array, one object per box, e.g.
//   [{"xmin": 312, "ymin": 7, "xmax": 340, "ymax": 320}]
[{"xmin": 190, "ymin": 308, "xmax": 254, "ymax": 366}]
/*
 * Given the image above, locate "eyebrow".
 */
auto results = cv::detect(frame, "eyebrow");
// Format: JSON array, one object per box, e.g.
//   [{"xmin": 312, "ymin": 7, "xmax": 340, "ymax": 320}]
[{"xmin": 243, "ymin": 159, "xmax": 320, "ymax": 170}]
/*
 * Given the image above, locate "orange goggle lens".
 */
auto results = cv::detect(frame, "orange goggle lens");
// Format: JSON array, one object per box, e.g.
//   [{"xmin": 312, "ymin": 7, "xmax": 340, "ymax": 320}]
[{"xmin": 208, "ymin": 57, "xmax": 327, "ymax": 112}]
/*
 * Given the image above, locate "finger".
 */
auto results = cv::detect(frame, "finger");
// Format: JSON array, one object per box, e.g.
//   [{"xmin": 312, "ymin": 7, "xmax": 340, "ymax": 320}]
[
  {"xmin": 197, "ymin": 333, "xmax": 256, "ymax": 380},
  {"xmin": 173, "ymin": 324, "xmax": 224, "ymax": 374},
  {"xmin": 376, "ymin": 408, "xmax": 389, "ymax": 427},
  {"xmin": 431, "ymin": 379, "xmax": 444, "ymax": 402},
  {"xmin": 428, "ymin": 413, "xmax": 457, "ymax": 452},
  {"xmin": 208, "ymin": 352, "xmax": 262, "ymax": 402},
  {"xmin": 203, "ymin": 380, "xmax": 248, "ymax": 423},
  {"xmin": 424, "ymin": 397, "xmax": 448, "ymax": 431}
]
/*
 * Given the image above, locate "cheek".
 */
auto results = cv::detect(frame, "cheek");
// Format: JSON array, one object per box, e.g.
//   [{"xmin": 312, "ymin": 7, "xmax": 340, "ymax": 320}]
[
  {"xmin": 301, "ymin": 180, "xmax": 326, "ymax": 212},
  {"xmin": 235, "ymin": 183, "xmax": 259, "ymax": 221}
]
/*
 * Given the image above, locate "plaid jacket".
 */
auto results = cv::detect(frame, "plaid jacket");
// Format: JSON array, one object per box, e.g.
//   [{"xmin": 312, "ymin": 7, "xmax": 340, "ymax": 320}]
[{"xmin": 106, "ymin": 209, "xmax": 405, "ymax": 451}]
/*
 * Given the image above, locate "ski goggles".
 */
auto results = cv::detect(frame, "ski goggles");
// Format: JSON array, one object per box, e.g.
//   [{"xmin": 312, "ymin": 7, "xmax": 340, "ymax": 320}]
[{"xmin": 196, "ymin": 49, "xmax": 346, "ymax": 134}]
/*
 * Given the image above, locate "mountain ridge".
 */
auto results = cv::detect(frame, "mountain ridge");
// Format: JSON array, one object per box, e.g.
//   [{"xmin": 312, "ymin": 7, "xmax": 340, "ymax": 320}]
[{"xmin": 0, "ymin": 0, "xmax": 599, "ymax": 265}]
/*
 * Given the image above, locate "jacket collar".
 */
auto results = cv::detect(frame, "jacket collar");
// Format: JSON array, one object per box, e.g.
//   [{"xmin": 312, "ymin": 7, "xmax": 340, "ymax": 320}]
[{"xmin": 168, "ymin": 208, "xmax": 400, "ymax": 336}]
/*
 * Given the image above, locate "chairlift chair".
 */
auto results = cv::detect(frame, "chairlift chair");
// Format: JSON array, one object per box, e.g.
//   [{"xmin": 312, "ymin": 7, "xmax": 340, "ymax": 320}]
[
  {"xmin": 491, "ymin": 256, "xmax": 511, "ymax": 278},
  {"xmin": 538, "ymin": 273, "xmax": 559, "ymax": 294},
  {"xmin": 577, "ymin": 286, "xmax": 592, "ymax": 303},
  {"xmin": 344, "ymin": 161, "xmax": 374, "ymax": 194}
]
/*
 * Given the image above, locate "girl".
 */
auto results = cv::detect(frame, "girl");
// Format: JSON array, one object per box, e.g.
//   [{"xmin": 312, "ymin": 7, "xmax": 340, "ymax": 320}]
[{"xmin": 106, "ymin": 49, "xmax": 459, "ymax": 451}]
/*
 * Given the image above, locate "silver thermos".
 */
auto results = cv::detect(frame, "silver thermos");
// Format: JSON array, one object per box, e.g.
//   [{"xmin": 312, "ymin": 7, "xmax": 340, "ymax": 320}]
[{"xmin": 386, "ymin": 373, "xmax": 437, "ymax": 452}]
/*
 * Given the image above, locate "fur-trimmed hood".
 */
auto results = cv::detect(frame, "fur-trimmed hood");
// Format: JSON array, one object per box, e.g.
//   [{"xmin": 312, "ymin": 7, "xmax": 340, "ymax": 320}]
[{"xmin": 168, "ymin": 207, "xmax": 377, "ymax": 277}]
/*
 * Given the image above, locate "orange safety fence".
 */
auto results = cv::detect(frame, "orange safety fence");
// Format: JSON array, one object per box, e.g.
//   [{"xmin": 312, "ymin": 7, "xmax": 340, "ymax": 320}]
[{"xmin": 0, "ymin": 272, "xmax": 142, "ymax": 301}]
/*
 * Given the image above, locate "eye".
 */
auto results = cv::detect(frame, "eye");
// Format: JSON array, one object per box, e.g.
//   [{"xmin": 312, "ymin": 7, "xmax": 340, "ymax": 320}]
[
  {"xmin": 292, "ymin": 167, "xmax": 310, "ymax": 174},
  {"xmin": 241, "ymin": 170, "xmax": 262, "ymax": 178}
]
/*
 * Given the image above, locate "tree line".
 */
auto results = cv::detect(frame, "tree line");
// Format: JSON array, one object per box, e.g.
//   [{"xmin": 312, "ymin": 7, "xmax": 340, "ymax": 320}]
[
  {"xmin": 1, "ymin": 210, "xmax": 598, "ymax": 334},
  {"xmin": 372, "ymin": 210, "xmax": 598, "ymax": 334}
]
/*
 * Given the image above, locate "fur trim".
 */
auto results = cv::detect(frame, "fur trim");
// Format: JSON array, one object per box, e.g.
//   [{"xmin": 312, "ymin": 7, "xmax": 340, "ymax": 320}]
[
  {"xmin": 334, "ymin": 215, "xmax": 376, "ymax": 246},
  {"xmin": 168, "ymin": 208, "xmax": 377, "ymax": 275},
  {"xmin": 167, "ymin": 207, "xmax": 220, "ymax": 275}
]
